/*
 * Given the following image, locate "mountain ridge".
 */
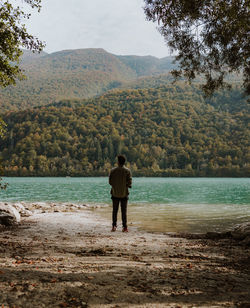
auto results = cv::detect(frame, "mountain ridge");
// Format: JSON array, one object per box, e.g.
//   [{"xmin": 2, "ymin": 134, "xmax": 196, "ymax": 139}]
[{"xmin": 0, "ymin": 48, "xmax": 176, "ymax": 111}]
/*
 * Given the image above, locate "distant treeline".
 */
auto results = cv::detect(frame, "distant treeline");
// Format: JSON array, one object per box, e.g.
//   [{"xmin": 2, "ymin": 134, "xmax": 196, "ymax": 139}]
[{"xmin": 0, "ymin": 84, "xmax": 249, "ymax": 177}]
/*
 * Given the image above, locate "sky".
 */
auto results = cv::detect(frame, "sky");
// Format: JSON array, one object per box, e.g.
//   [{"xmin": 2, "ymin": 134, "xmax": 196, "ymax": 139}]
[{"xmin": 20, "ymin": 0, "xmax": 170, "ymax": 58}]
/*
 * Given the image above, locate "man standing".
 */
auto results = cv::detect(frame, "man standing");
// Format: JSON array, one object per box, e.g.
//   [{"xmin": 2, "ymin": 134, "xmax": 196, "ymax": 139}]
[{"xmin": 109, "ymin": 155, "xmax": 132, "ymax": 232}]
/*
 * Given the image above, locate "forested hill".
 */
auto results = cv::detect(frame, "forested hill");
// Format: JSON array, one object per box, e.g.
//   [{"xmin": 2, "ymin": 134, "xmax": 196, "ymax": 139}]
[
  {"xmin": 1, "ymin": 85, "xmax": 249, "ymax": 177},
  {"xmin": 117, "ymin": 55, "xmax": 176, "ymax": 77},
  {"xmin": 0, "ymin": 48, "xmax": 176, "ymax": 111}
]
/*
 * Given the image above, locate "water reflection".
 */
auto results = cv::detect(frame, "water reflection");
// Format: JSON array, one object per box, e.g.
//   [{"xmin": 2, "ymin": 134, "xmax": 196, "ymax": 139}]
[{"xmin": 95, "ymin": 202, "xmax": 250, "ymax": 233}]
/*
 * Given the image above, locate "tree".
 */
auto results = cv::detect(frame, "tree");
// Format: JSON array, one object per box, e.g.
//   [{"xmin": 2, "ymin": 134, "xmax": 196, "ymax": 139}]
[
  {"xmin": 0, "ymin": 118, "xmax": 6, "ymax": 137},
  {"xmin": 0, "ymin": 0, "xmax": 45, "ymax": 87},
  {"xmin": 0, "ymin": 0, "xmax": 44, "ymax": 187},
  {"xmin": 144, "ymin": 0, "xmax": 250, "ymax": 95},
  {"xmin": 0, "ymin": 118, "xmax": 7, "ymax": 189}
]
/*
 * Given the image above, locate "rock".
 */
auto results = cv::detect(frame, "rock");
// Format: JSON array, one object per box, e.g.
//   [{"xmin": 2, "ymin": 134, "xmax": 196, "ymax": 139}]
[
  {"xmin": 0, "ymin": 204, "xmax": 21, "ymax": 226},
  {"xmin": 0, "ymin": 211, "xmax": 15, "ymax": 226},
  {"xmin": 12, "ymin": 203, "xmax": 32, "ymax": 217},
  {"xmin": 231, "ymin": 222, "xmax": 250, "ymax": 240}
]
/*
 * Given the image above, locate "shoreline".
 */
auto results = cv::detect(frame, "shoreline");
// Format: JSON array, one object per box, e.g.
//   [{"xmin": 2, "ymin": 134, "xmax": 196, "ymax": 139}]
[
  {"xmin": 2, "ymin": 175, "xmax": 250, "ymax": 179},
  {"xmin": 1, "ymin": 200, "xmax": 250, "ymax": 235},
  {"xmin": 0, "ymin": 205, "xmax": 250, "ymax": 307}
]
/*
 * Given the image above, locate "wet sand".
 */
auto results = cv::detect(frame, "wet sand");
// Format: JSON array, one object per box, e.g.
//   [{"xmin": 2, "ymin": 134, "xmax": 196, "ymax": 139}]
[{"xmin": 0, "ymin": 204, "xmax": 250, "ymax": 307}]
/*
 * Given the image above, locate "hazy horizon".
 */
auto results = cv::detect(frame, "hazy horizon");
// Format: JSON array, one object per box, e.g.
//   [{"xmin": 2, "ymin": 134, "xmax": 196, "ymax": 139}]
[
  {"xmin": 23, "ymin": 47, "xmax": 173, "ymax": 60},
  {"xmin": 16, "ymin": 0, "xmax": 171, "ymax": 58}
]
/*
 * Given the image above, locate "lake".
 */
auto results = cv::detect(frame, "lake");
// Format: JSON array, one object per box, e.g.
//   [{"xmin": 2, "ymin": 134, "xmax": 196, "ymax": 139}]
[{"xmin": 0, "ymin": 177, "xmax": 249, "ymax": 233}]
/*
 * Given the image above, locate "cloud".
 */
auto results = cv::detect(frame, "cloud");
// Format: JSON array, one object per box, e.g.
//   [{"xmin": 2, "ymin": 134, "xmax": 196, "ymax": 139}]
[{"xmin": 23, "ymin": 0, "xmax": 170, "ymax": 58}]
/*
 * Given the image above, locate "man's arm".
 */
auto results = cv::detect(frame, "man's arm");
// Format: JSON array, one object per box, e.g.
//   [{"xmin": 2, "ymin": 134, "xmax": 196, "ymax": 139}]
[{"xmin": 126, "ymin": 170, "xmax": 132, "ymax": 188}]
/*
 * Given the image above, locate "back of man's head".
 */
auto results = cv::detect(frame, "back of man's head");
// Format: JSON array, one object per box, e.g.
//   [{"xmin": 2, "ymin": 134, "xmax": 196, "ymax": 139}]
[{"xmin": 118, "ymin": 155, "xmax": 126, "ymax": 166}]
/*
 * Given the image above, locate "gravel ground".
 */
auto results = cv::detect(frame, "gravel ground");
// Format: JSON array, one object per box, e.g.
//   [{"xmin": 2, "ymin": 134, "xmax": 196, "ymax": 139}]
[{"xmin": 0, "ymin": 205, "xmax": 250, "ymax": 308}]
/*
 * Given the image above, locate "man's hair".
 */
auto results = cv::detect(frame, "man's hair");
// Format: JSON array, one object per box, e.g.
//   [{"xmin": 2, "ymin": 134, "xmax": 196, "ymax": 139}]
[{"xmin": 118, "ymin": 155, "xmax": 126, "ymax": 166}]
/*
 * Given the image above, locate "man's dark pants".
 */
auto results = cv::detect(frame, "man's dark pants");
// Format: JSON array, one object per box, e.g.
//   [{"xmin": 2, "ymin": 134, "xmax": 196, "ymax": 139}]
[{"xmin": 112, "ymin": 196, "xmax": 128, "ymax": 228}]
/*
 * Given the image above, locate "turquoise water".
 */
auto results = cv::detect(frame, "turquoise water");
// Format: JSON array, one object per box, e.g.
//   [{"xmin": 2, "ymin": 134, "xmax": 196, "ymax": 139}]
[{"xmin": 0, "ymin": 177, "xmax": 249, "ymax": 233}]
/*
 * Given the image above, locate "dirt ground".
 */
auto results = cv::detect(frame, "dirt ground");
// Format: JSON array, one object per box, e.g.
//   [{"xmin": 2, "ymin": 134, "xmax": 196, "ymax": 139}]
[{"xmin": 0, "ymin": 206, "xmax": 250, "ymax": 308}]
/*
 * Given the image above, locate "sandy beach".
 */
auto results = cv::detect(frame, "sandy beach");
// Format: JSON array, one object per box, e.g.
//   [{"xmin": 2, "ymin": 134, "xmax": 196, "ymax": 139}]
[{"xmin": 0, "ymin": 203, "xmax": 250, "ymax": 308}]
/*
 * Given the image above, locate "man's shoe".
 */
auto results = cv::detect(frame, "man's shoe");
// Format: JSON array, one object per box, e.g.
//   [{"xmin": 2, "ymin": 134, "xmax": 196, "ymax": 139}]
[
  {"xmin": 122, "ymin": 227, "xmax": 128, "ymax": 232},
  {"xmin": 111, "ymin": 226, "xmax": 117, "ymax": 232}
]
